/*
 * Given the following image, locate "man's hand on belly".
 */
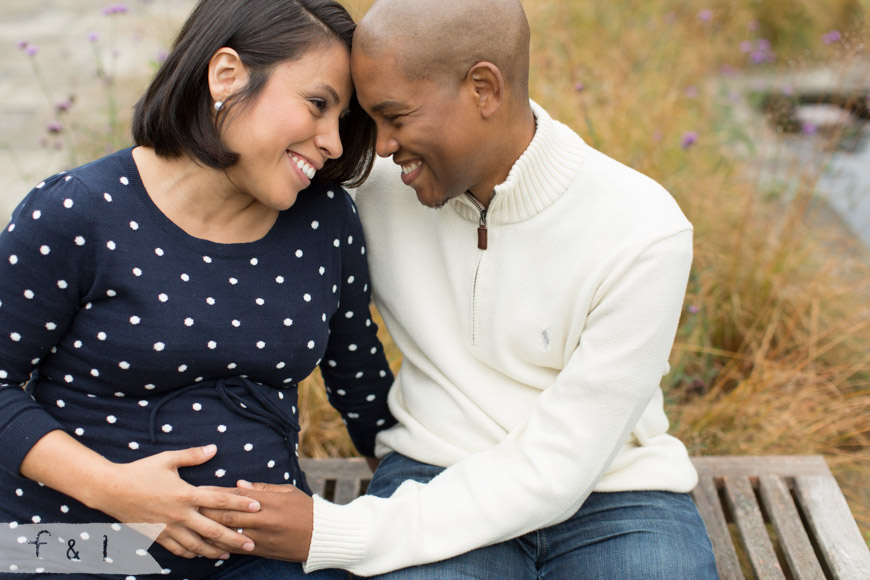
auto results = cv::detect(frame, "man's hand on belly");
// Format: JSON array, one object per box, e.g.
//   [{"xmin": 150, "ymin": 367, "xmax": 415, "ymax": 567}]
[{"xmin": 199, "ymin": 481, "xmax": 313, "ymax": 561}]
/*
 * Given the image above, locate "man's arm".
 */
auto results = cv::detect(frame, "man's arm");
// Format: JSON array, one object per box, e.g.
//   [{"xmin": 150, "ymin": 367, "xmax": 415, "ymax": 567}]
[{"xmin": 203, "ymin": 231, "xmax": 693, "ymax": 576}]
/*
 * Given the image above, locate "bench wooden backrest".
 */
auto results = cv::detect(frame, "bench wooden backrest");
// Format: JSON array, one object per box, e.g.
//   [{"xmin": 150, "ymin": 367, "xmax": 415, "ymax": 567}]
[{"xmin": 299, "ymin": 455, "xmax": 870, "ymax": 580}]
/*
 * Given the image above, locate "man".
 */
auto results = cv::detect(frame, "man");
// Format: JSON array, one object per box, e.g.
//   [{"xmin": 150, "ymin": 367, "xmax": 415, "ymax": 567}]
[{"xmin": 205, "ymin": 0, "xmax": 718, "ymax": 577}]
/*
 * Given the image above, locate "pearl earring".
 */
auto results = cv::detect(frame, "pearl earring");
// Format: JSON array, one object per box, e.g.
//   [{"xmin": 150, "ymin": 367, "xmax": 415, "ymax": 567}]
[{"xmin": 214, "ymin": 101, "xmax": 223, "ymax": 111}]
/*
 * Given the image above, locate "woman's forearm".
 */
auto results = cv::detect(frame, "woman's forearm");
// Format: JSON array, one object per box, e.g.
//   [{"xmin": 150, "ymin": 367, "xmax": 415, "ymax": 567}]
[{"xmin": 19, "ymin": 429, "xmax": 118, "ymax": 512}]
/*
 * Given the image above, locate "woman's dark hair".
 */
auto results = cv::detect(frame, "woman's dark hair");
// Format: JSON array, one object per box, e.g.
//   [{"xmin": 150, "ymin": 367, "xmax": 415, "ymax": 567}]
[{"xmin": 131, "ymin": 0, "xmax": 374, "ymax": 187}]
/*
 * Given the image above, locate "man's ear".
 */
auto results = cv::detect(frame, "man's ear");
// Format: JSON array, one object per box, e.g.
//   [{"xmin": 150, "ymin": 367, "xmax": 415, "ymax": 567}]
[
  {"xmin": 208, "ymin": 47, "xmax": 248, "ymax": 104},
  {"xmin": 467, "ymin": 62, "xmax": 504, "ymax": 119}
]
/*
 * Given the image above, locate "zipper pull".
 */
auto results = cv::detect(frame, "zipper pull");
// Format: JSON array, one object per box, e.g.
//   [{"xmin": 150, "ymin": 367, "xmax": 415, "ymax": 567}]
[
  {"xmin": 477, "ymin": 225, "xmax": 487, "ymax": 250},
  {"xmin": 465, "ymin": 191, "xmax": 491, "ymax": 250},
  {"xmin": 477, "ymin": 209, "xmax": 488, "ymax": 250}
]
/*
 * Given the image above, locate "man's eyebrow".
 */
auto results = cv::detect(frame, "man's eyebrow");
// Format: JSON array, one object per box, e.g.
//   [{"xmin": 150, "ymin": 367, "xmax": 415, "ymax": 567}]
[{"xmin": 369, "ymin": 100, "xmax": 404, "ymax": 114}]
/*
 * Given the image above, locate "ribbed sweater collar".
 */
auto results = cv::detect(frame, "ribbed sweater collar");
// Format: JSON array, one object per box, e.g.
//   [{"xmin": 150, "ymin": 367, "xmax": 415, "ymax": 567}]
[{"xmin": 451, "ymin": 100, "xmax": 587, "ymax": 225}]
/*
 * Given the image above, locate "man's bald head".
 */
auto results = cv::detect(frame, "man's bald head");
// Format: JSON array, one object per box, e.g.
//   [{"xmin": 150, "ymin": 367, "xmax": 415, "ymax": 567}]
[{"xmin": 355, "ymin": 0, "xmax": 530, "ymax": 101}]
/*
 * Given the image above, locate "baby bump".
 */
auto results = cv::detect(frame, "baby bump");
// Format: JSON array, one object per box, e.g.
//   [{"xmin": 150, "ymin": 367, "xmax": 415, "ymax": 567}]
[{"xmin": 38, "ymin": 377, "xmax": 309, "ymax": 492}]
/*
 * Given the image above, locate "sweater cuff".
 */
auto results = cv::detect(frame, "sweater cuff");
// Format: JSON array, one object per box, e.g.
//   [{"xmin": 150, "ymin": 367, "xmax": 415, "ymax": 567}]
[
  {"xmin": 0, "ymin": 407, "xmax": 65, "ymax": 476},
  {"xmin": 303, "ymin": 494, "xmax": 367, "ymax": 573}
]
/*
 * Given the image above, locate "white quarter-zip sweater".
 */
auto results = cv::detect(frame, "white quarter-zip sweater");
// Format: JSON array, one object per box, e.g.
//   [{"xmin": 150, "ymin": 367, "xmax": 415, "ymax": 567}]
[{"xmin": 305, "ymin": 101, "xmax": 698, "ymax": 576}]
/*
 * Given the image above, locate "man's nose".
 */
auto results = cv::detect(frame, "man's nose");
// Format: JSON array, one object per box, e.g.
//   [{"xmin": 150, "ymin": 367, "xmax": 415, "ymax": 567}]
[{"xmin": 375, "ymin": 127, "xmax": 399, "ymax": 158}]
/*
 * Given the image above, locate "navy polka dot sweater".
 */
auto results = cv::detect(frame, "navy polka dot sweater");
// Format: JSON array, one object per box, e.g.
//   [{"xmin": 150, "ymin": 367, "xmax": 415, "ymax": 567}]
[{"xmin": 0, "ymin": 148, "xmax": 395, "ymax": 578}]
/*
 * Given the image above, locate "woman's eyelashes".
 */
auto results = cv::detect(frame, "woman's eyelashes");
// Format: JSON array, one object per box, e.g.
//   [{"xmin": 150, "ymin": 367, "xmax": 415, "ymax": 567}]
[{"xmin": 309, "ymin": 97, "xmax": 328, "ymax": 114}]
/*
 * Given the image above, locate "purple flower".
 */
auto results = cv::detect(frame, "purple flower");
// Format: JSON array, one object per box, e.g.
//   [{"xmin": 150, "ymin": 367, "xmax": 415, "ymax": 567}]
[
  {"xmin": 739, "ymin": 40, "xmax": 753, "ymax": 53},
  {"xmin": 25, "ymin": 45, "xmax": 39, "ymax": 57},
  {"xmin": 17, "ymin": 40, "xmax": 29, "ymax": 50},
  {"xmin": 822, "ymin": 30, "xmax": 842, "ymax": 44},
  {"xmin": 156, "ymin": 49, "xmax": 169, "ymax": 64},
  {"xmin": 748, "ymin": 39, "xmax": 775, "ymax": 64},
  {"xmin": 55, "ymin": 100, "xmax": 72, "ymax": 112},
  {"xmin": 46, "ymin": 121, "xmax": 63, "ymax": 134},
  {"xmin": 102, "ymin": 4, "xmax": 129, "ymax": 15},
  {"xmin": 688, "ymin": 305, "xmax": 700, "ymax": 314},
  {"xmin": 681, "ymin": 131, "xmax": 698, "ymax": 150},
  {"xmin": 88, "ymin": 31, "xmax": 100, "ymax": 43},
  {"xmin": 698, "ymin": 9, "xmax": 713, "ymax": 22},
  {"xmin": 573, "ymin": 81, "xmax": 585, "ymax": 92},
  {"xmin": 801, "ymin": 122, "xmax": 817, "ymax": 135}
]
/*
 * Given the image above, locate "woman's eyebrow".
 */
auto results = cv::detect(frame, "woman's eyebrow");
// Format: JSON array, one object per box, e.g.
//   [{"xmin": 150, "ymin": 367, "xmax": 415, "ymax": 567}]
[{"xmin": 316, "ymin": 83, "xmax": 341, "ymax": 104}]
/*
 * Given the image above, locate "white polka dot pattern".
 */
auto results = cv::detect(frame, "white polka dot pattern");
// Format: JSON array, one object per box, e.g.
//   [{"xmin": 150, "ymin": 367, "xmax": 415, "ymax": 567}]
[{"xmin": 0, "ymin": 149, "xmax": 395, "ymax": 578}]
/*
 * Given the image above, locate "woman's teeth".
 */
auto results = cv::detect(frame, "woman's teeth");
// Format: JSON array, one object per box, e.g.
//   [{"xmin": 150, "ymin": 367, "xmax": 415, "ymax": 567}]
[{"xmin": 290, "ymin": 154, "xmax": 316, "ymax": 179}]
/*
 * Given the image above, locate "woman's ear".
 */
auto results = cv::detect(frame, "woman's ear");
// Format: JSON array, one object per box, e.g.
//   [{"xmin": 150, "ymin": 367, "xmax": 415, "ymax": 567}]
[
  {"xmin": 466, "ymin": 61, "xmax": 504, "ymax": 119},
  {"xmin": 208, "ymin": 47, "xmax": 248, "ymax": 104}
]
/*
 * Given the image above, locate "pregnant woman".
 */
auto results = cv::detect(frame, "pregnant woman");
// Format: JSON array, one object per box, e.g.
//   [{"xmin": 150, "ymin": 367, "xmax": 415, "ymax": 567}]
[{"xmin": 0, "ymin": 0, "xmax": 394, "ymax": 578}]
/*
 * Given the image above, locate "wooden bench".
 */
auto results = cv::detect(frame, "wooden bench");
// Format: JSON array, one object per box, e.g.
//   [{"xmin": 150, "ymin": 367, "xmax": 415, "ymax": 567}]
[{"xmin": 300, "ymin": 455, "xmax": 870, "ymax": 579}]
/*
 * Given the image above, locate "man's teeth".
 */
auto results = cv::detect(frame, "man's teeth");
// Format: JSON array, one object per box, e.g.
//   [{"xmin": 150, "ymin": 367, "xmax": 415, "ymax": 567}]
[
  {"xmin": 402, "ymin": 161, "xmax": 422, "ymax": 175},
  {"xmin": 290, "ymin": 154, "xmax": 316, "ymax": 179}
]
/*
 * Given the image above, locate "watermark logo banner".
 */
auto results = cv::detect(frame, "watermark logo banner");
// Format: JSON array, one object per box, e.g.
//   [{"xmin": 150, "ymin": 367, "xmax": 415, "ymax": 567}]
[{"xmin": 0, "ymin": 523, "xmax": 165, "ymax": 574}]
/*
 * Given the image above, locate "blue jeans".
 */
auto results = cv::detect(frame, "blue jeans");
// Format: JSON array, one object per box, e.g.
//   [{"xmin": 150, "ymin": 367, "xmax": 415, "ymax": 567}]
[
  {"xmin": 210, "ymin": 555, "xmax": 349, "ymax": 580},
  {"xmin": 364, "ymin": 453, "xmax": 718, "ymax": 580}
]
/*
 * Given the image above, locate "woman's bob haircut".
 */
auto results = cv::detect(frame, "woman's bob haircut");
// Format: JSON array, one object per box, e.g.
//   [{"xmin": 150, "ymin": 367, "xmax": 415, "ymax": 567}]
[{"xmin": 131, "ymin": 0, "xmax": 374, "ymax": 187}]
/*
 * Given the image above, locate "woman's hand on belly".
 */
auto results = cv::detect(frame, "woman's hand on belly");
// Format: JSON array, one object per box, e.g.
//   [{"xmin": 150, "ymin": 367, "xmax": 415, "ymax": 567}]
[
  {"xmin": 22, "ymin": 432, "xmax": 263, "ymax": 560},
  {"xmin": 96, "ymin": 444, "xmax": 268, "ymax": 559}
]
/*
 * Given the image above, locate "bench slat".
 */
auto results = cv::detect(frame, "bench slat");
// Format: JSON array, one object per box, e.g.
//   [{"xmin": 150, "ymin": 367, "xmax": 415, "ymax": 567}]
[
  {"xmin": 793, "ymin": 475, "xmax": 870, "ymax": 580},
  {"xmin": 723, "ymin": 476, "xmax": 786, "ymax": 579},
  {"xmin": 300, "ymin": 457, "xmax": 371, "ymax": 479},
  {"xmin": 300, "ymin": 457, "xmax": 371, "ymax": 504},
  {"xmin": 333, "ymin": 478, "xmax": 365, "ymax": 505},
  {"xmin": 305, "ymin": 475, "xmax": 327, "ymax": 498},
  {"xmin": 691, "ymin": 475, "xmax": 745, "ymax": 580},
  {"xmin": 691, "ymin": 455, "xmax": 831, "ymax": 478},
  {"xmin": 758, "ymin": 475, "xmax": 826, "ymax": 580}
]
